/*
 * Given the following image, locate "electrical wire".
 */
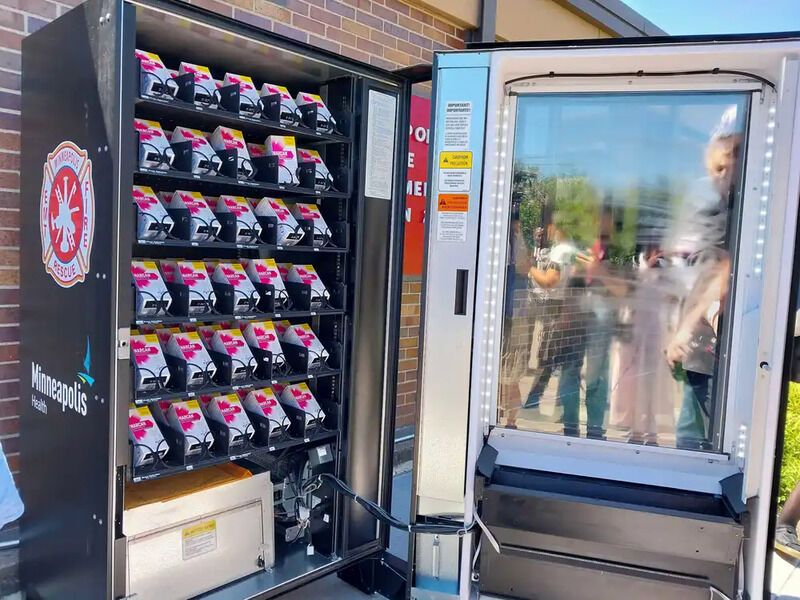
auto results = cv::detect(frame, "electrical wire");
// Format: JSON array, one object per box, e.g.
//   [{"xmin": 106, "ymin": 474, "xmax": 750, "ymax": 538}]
[{"xmin": 303, "ymin": 473, "xmax": 474, "ymax": 535}]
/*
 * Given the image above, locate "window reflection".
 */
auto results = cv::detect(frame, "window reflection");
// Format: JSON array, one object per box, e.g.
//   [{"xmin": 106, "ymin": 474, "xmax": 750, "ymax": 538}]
[{"xmin": 499, "ymin": 93, "xmax": 749, "ymax": 452}]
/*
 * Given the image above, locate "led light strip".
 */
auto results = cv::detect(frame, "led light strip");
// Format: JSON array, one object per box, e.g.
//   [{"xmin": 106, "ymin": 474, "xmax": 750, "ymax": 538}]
[{"xmin": 754, "ymin": 102, "xmax": 777, "ymax": 278}]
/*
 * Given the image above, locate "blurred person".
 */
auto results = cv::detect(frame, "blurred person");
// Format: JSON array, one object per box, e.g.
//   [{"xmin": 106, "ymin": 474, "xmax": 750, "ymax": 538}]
[
  {"xmin": 776, "ymin": 483, "xmax": 800, "ymax": 559},
  {"xmin": 666, "ymin": 106, "xmax": 742, "ymax": 450}
]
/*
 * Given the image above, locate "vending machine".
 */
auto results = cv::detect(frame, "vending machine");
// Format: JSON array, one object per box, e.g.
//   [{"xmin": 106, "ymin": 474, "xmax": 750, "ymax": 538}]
[
  {"xmin": 19, "ymin": 0, "xmax": 411, "ymax": 598},
  {"xmin": 412, "ymin": 34, "xmax": 800, "ymax": 600}
]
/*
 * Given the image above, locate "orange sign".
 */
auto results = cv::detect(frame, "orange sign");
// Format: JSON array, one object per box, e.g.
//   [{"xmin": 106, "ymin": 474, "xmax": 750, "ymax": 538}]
[{"xmin": 437, "ymin": 194, "xmax": 469, "ymax": 212}]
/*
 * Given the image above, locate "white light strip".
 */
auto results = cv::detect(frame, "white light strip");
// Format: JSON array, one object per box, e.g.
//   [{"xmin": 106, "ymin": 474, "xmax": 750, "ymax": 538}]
[{"xmin": 754, "ymin": 100, "xmax": 777, "ymax": 278}]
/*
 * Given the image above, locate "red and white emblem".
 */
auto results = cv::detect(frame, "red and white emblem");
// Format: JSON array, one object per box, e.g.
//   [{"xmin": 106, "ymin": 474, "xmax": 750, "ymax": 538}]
[{"xmin": 39, "ymin": 141, "xmax": 94, "ymax": 288}]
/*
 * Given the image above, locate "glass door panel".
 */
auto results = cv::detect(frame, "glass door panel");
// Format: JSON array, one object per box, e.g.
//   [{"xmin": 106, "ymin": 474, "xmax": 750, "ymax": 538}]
[{"xmin": 498, "ymin": 92, "xmax": 750, "ymax": 452}]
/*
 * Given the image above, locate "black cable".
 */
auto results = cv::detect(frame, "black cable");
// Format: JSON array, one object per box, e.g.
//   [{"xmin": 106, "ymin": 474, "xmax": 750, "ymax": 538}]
[
  {"xmin": 505, "ymin": 68, "xmax": 776, "ymax": 91},
  {"xmin": 303, "ymin": 473, "xmax": 473, "ymax": 535}
]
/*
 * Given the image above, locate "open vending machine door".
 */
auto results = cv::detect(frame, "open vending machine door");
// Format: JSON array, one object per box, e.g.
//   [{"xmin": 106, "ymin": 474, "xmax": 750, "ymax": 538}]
[{"xmin": 412, "ymin": 34, "xmax": 800, "ymax": 600}]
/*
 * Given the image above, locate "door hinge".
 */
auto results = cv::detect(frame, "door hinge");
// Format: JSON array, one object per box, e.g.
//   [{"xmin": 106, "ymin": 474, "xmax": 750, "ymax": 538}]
[{"xmin": 116, "ymin": 327, "xmax": 130, "ymax": 360}]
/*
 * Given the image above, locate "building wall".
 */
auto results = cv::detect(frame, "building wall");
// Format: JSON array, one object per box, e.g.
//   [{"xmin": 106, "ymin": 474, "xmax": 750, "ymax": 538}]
[{"xmin": 0, "ymin": 0, "xmax": 620, "ymax": 478}]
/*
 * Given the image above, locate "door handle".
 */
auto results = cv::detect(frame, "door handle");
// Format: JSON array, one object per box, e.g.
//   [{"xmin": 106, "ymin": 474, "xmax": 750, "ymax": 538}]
[{"xmin": 454, "ymin": 269, "xmax": 468, "ymax": 315}]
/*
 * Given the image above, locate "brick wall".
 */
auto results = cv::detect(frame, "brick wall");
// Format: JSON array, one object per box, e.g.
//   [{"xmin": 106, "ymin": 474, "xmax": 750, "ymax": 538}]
[
  {"xmin": 396, "ymin": 276, "xmax": 420, "ymax": 428},
  {"xmin": 0, "ymin": 0, "xmax": 468, "ymax": 476}
]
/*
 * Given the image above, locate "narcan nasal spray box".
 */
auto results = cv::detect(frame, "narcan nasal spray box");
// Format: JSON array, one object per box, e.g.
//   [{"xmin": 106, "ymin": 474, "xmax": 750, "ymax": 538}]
[
  {"xmin": 265, "ymin": 136, "xmax": 298, "ymax": 185},
  {"xmin": 212, "ymin": 262, "xmax": 260, "ymax": 314},
  {"xmin": 243, "ymin": 321, "xmax": 286, "ymax": 371},
  {"xmin": 136, "ymin": 49, "xmax": 176, "ymax": 100},
  {"xmin": 244, "ymin": 258, "xmax": 288, "ymax": 309},
  {"xmin": 131, "ymin": 333, "xmax": 170, "ymax": 393},
  {"xmin": 129, "ymin": 404, "xmax": 168, "ymax": 466},
  {"xmin": 135, "ymin": 118, "xmax": 174, "ymax": 170},
  {"xmin": 250, "ymin": 197, "xmax": 304, "ymax": 246},
  {"xmin": 178, "ymin": 62, "xmax": 217, "ymax": 108},
  {"xmin": 165, "ymin": 190, "xmax": 221, "ymax": 241},
  {"xmin": 211, "ymin": 329, "xmax": 256, "ymax": 382},
  {"xmin": 247, "ymin": 143, "xmax": 266, "ymax": 159},
  {"xmin": 165, "ymin": 332, "xmax": 217, "ymax": 388},
  {"xmin": 170, "ymin": 127, "xmax": 222, "ymax": 175},
  {"xmin": 166, "ymin": 399, "xmax": 212, "ymax": 455},
  {"xmin": 292, "ymin": 203, "xmax": 331, "ymax": 247},
  {"xmin": 261, "ymin": 83, "xmax": 298, "ymax": 125},
  {"xmin": 215, "ymin": 195, "xmax": 261, "ymax": 243},
  {"xmin": 244, "ymin": 387, "xmax": 287, "ymax": 436},
  {"xmin": 283, "ymin": 324, "xmax": 329, "ymax": 370},
  {"xmin": 207, "ymin": 393, "xmax": 253, "ymax": 445},
  {"xmin": 279, "ymin": 382, "xmax": 324, "ymax": 426},
  {"xmin": 295, "ymin": 92, "xmax": 337, "ymax": 133},
  {"xmin": 298, "ymin": 148, "xmax": 332, "ymax": 191},
  {"xmin": 222, "ymin": 73, "xmax": 260, "ymax": 118},
  {"xmin": 132, "ymin": 260, "xmax": 172, "ymax": 317},
  {"xmin": 165, "ymin": 260, "xmax": 217, "ymax": 315},
  {"xmin": 210, "ymin": 127, "xmax": 254, "ymax": 179},
  {"xmin": 274, "ymin": 320, "xmax": 291, "ymax": 340},
  {"xmin": 133, "ymin": 185, "xmax": 174, "ymax": 240},
  {"xmin": 287, "ymin": 264, "xmax": 330, "ymax": 308}
]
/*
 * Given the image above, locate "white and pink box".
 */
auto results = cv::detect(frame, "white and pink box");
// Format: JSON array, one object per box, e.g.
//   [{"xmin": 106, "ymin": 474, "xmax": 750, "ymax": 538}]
[
  {"xmin": 222, "ymin": 73, "xmax": 260, "ymax": 117},
  {"xmin": 136, "ymin": 49, "xmax": 176, "ymax": 99},
  {"xmin": 163, "ymin": 190, "xmax": 221, "ymax": 241},
  {"xmin": 132, "ymin": 260, "xmax": 172, "ymax": 317},
  {"xmin": 129, "ymin": 404, "xmax": 168, "ymax": 467},
  {"xmin": 265, "ymin": 136, "xmax": 298, "ymax": 185},
  {"xmin": 166, "ymin": 399, "xmax": 213, "ymax": 456},
  {"xmin": 243, "ymin": 321, "xmax": 286, "ymax": 371},
  {"xmin": 133, "ymin": 185, "xmax": 174, "ymax": 240},
  {"xmin": 206, "ymin": 393, "xmax": 253, "ymax": 445},
  {"xmin": 298, "ymin": 148, "xmax": 332, "ymax": 190},
  {"xmin": 287, "ymin": 264, "xmax": 329, "ymax": 308},
  {"xmin": 165, "ymin": 331, "xmax": 218, "ymax": 387},
  {"xmin": 277, "ymin": 263, "xmax": 292, "ymax": 281},
  {"xmin": 178, "ymin": 62, "xmax": 217, "ymax": 108},
  {"xmin": 278, "ymin": 382, "xmax": 324, "ymax": 426},
  {"xmin": 250, "ymin": 197, "xmax": 304, "ymax": 246},
  {"xmin": 283, "ymin": 323, "xmax": 329, "ymax": 370},
  {"xmin": 135, "ymin": 118, "xmax": 174, "ymax": 170},
  {"xmin": 243, "ymin": 387, "xmax": 288, "ymax": 436},
  {"xmin": 197, "ymin": 324, "xmax": 221, "ymax": 348},
  {"xmin": 247, "ymin": 143, "xmax": 266, "ymax": 159},
  {"xmin": 170, "ymin": 127, "xmax": 221, "ymax": 175},
  {"xmin": 131, "ymin": 333, "xmax": 171, "ymax": 393},
  {"xmin": 274, "ymin": 320, "xmax": 291, "ymax": 340},
  {"xmin": 211, "ymin": 328, "xmax": 256, "ymax": 382},
  {"xmin": 244, "ymin": 258, "xmax": 288, "ymax": 309},
  {"xmin": 292, "ymin": 203, "xmax": 331, "ymax": 247},
  {"xmin": 210, "ymin": 126, "xmax": 254, "ymax": 179},
  {"xmin": 162, "ymin": 260, "xmax": 217, "ymax": 315},
  {"xmin": 295, "ymin": 92, "xmax": 337, "ymax": 133},
  {"xmin": 212, "ymin": 262, "xmax": 260, "ymax": 314},
  {"xmin": 214, "ymin": 195, "xmax": 261, "ymax": 243},
  {"xmin": 260, "ymin": 83, "xmax": 298, "ymax": 125}
]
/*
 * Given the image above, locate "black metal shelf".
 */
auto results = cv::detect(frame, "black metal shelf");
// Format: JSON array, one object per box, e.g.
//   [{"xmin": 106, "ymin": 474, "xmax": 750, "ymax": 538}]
[
  {"xmin": 131, "ymin": 429, "xmax": 338, "ymax": 482},
  {"xmin": 133, "ymin": 307, "xmax": 344, "ymax": 327},
  {"xmin": 134, "ymin": 238, "xmax": 348, "ymax": 254},
  {"xmin": 132, "ymin": 366, "xmax": 342, "ymax": 406},
  {"xmin": 134, "ymin": 167, "xmax": 350, "ymax": 200},
  {"xmin": 136, "ymin": 96, "xmax": 352, "ymax": 146}
]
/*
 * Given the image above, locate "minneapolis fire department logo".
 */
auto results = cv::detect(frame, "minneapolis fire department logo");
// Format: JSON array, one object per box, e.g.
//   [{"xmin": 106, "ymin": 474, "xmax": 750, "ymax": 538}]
[{"xmin": 39, "ymin": 142, "xmax": 94, "ymax": 288}]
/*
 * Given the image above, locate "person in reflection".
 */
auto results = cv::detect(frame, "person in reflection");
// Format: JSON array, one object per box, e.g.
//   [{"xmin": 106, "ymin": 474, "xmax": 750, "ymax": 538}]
[{"xmin": 666, "ymin": 106, "xmax": 742, "ymax": 450}]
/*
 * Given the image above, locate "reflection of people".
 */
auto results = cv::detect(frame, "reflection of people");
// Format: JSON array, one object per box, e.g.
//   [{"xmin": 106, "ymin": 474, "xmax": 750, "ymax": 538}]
[
  {"xmin": 776, "ymin": 483, "xmax": 800, "ymax": 559},
  {"xmin": 666, "ymin": 106, "xmax": 741, "ymax": 450}
]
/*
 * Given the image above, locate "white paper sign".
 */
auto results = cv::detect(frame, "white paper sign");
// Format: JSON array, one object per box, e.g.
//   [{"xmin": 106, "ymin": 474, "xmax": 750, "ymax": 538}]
[
  {"xmin": 438, "ymin": 168, "xmax": 471, "ymax": 192},
  {"xmin": 443, "ymin": 101, "xmax": 471, "ymax": 150},
  {"xmin": 437, "ymin": 211, "xmax": 467, "ymax": 242},
  {"xmin": 364, "ymin": 90, "xmax": 397, "ymax": 200},
  {"xmin": 182, "ymin": 519, "xmax": 217, "ymax": 560}
]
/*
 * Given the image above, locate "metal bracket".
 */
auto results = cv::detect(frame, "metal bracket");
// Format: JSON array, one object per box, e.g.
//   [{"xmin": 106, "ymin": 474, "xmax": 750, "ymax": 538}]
[{"xmin": 116, "ymin": 327, "xmax": 130, "ymax": 360}]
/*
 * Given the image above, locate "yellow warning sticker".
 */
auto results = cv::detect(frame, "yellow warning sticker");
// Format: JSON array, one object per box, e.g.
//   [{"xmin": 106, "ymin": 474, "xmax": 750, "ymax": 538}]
[
  {"xmin": 182, "ymin": 519, "xmax": 217, "ymax": 560},
  {"xmin": 439, "ymin": 151, "xmax": 472, "ymax": 169}
]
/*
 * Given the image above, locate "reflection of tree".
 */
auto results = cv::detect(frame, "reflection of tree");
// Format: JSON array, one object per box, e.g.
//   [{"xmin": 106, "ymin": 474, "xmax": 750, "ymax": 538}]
[
  {"xmin": 551, "ymin": 176, "xmax": 600, "ymax": 247},
  {"xmin": 511, "ymin": 164, "xmax": 551, "ymax": 248}
]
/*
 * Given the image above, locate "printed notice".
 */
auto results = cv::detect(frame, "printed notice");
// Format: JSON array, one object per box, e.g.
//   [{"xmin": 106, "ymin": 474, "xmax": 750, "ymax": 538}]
[
  {"xmin": 443, "ymin": 101, "xmax": 472, "ymax": 150},
  {"xmin": 182, "ymin": 519, "xmax": 217, "ymax": 560},
  {"xmin": 437, "ymin": 193, "xmax": 469, "ymax": 242},
  {"xmin": 364, "ymin": 90, "xmax": 398, "ymax": 200},
  {"xmin": 438, "ymin": 150, "xmax": 472, "ymax": 192}
]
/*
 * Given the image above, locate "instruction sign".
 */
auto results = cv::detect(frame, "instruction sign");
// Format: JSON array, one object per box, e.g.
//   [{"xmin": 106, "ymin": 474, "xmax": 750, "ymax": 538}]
[
  {"xmin": 182, "ymin": 519, "xmax": 218, "ymax": 560},
  {"xmin": 438, "ymin": 150, "xmax": 472, "ymax": 192},
  {"xmin": 436, "ymin": 193, "xmax": 469, "ymax": 242},
  {"xmin": 443, "ymin": 101, "xmax": 472, "ymax": 150}
]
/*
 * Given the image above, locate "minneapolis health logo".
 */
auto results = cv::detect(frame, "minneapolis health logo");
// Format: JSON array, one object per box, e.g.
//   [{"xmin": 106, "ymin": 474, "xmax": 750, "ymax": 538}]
[{"xmin": 31, "ymin": 337, "xmax": 94, "ymax": 416}]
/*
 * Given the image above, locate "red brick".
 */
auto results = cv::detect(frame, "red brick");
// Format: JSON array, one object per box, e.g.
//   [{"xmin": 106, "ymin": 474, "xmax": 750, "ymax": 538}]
[
  {"xmin": 445, "ymin": 34, "xmax": 465, "ymax": 49},
  {"xmin": 423, "ymin": 24, "xmax": 446, "ymax": 44},
  {"xmin": 409, "ymin": 6, "xmax": 432, "ymax": 25},
  {"xmin": 284, "ymin": 0, "xmax": 310, "ymax": 14},
  {"xmin": 310, "ymin": 6, "xmax": 340, "ymax": 26},
  {"xmin": 190, "ymin": 0, "xmax": 233, "ymax": 16},
  {"xmin": 0, "ymin": 307, "xmax": 18, "ymax": 323},
  {"xmin": 371, "ymin": 3, "xmax": 397, "ymax": 23},
  {"xmin": 0, "ymin": 379, "xmax": 16, "ymax": 397},
  {"xmin": 0, "ymin": 91, "xmax": 18, "ymax": 111},
  {"xmin": 325, "ymin": 0, "xmax": 355, "ymax": 19},
  {"xmin": 0, "ymin": 132, "xmax": 19, "ymax": 152},
  {"xmin": 234, "ymin": 8, "xmax": 273, "ymax": 30},
  {"xmin": 0, "ymin": 230, "xmax": 17, "ymax": 247},
  {"xmin": 273, "ymin": 21, "xmax": 309, "ymax": 42},
  {"xmin": 341, "ymin": 0, "xmax": 370, "ymax": 8},
  {"xmin": 0, "ymin": 398, "xmax": 17, "ymax": 418},
  {"xmin": 383, "ymin": 47, "xmax": 411, "ymax": 66},
  {"xmin": 293, "ymin": 13, "xmax": 325, "ymax": 35},
  {"xmin": 355, "ymin": 8, "xmax": 381, "ymax": 29},
  {"xmin": 0, "ymin": 344, "xmax": 17, "ymax": 362},
  {"xmin": 398, "ymin": 358, "xmax": 417, "ymax": 371},
  {"xmin": 420, "ymin": 47, "xmax": 433, "ymax": 62},
  {"xmin": 0, "ymin": 249, "xmax": 16, "ymax": 264},
  {"xmin": 0, "ymin": 71, "xmax": 19, "ymax": 91},
  {"xmin": 339, "ymin": 44, "xmax": 370, "ymax": 62},
  {"xmin": 341, "ymin": 16, "xmax": 369, "ymax": 37},
  {"xmin": 0, "ymin": 0, "xmax": 57, "ymax": 19},
  {"xmin": 0, "ymin": 30, "xmax": 22, "ymax": 52},
  {"xmin": 0, "ymin": 270, "xmax": 16, "ymax": 286},
  {"xmin": 433, "ymin": 17, "xmax": 455, "ymax": 35},
  {"xmin": 398, "ymin": 335, "xmax": 417, "ymax": 347},
  {"xmin": 326, "ymin": 26, "xmax": 355, "ymax": 46},
  {"xmin": 0, "ymin": 288, "xmax": 18, "ymax": 304},
  {"xmin": 6, "ymin": 452, "xmax": 18, "ymax": 473},
  {"xmin": 398, "ymin": 13, "xmax": 422, "ymax": 33},
  {"xmin": 356, "ymin": 35, "xmax": 382, "ymax": 56},
  {"xmin": 370, "ymin": 28, "xmax": 396, "ymax": 48},
  {"xmin": 396, "ymin": 380, "xmax": 416, "ymax": 394},
  {"xmin": 0, "ymin": 50, "xmax": 19, "ymax": 72},
  {"xmin": 0, "ymin": 171, "xmax": 17, "ymax": 189},
  {"xmin": 383, "ymin": 21, "xmax": 408, "ymax": 40},
  {"xmin": 396, "ymin": 38, "xmax": 421, "ymax": 57},
  {"xmin": 308, "ymin": 33, "xmax": 340, "ymax": 53},
  {"xmin": 0, "ymin": 111, "xmax": 19, "ymax": 131},
  {"xmin": 383, "ymin": 0, "xmax": 409, "ymax": 15},
  {"xmin": 2, "ymin": 436, "xmax": 17, "ymax": 453}
]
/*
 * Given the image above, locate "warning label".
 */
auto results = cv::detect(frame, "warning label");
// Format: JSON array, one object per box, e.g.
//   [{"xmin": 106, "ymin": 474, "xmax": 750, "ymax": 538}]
[
  {"xmin": 182, "ymin": 519, "xmax": 217, "ymax": 560},
  {"xmin": 438, "ymin": 194, "xmax": 469, "ymax": 212},
  {"xmin": 439, "ymin": 151, "xmax": 472, "ymax": 169}
]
